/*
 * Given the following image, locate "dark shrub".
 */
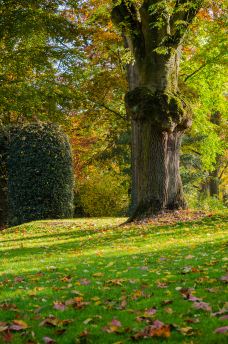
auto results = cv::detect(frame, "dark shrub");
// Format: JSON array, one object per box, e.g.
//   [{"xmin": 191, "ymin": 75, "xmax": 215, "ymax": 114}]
[
  {"xmin": 0, "ymin": 126, "xmax": 8, "ymax": 227},
  {"xmin": 8, "ymin": 123, "xmax": 74, "ymax": 225}
]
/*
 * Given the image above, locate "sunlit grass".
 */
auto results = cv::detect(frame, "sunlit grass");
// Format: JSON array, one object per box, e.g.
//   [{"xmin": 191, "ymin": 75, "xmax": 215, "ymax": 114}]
[{"xmin": 0, "ymin": 213, "xmax": 227, "ymax": 343}]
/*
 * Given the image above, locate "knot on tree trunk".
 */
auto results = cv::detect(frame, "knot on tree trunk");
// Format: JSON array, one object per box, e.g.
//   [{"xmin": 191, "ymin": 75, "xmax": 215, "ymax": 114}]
[{"xmin": 125, "ymin": 87, "xmax": 192, "ymax": 132}]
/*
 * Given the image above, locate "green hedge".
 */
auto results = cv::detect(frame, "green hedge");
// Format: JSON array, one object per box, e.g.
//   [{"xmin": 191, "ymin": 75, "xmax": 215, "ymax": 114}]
[
  {"xmin": 8, "ymin": 123, "xmax": 74, "ymax": 226},
  {"xmin": 0, "ymin": 127, "xmax": 8, "ymax": 227}
]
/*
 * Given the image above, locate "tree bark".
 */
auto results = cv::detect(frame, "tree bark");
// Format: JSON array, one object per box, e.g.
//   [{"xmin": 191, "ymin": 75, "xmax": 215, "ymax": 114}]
[
  {"xmin": 126, "ymin": 86, "xmax": 189, "ymax": 219},
  {"xmin": 130, "ymin": 120, "xmax": 186, "ymax": 219}
]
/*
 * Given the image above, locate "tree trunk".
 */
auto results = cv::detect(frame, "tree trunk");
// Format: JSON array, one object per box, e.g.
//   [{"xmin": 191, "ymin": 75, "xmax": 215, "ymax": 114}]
[
  {"xmin": 125, "ymin": 76, "xmax": 191, "ymax": 220},
  {"xmin": 208, "ymin": 112, "xmax": 222, "ymax": 198},
  {"xmin": 130, "ymin": 119, "xmax": 186, "ymax": 219},
  {"xmin": 209, "ymin": 166, "xmax": 220, "ymax": 198},
  {"xmin": 129, "ymin": 109, "xmax": 189, "ymax": 219}
]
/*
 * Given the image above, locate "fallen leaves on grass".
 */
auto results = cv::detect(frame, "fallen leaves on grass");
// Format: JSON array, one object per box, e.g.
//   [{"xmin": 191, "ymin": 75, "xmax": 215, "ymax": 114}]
[
  {"xmin": 178, "ymin": 288, "xmax": 202, "ymax": 302},
  {"xmin": 193, "ymin": 301, "xmax": 212, "ymax": 312},
  {"xmin": 0, "ymin": 214, "xmax": 227, "ymax": 344},
  {"xmin": 9, "ymin": 320, "xmax": 29, "ymax": 331},
  {"xmin": 214, "ymin": 326, "xmax": 228, "ymax": 334},
  {"xmin": 179, "ymin": 326, "xmax": 196, "ymax": 336},
  {"xmin": 0, "ymin": 320, "xmax": 29, "ymax": 332},
  {"xmin": 132, "ymin": 320, "xmax": 171, "ymax": 339},
  {"xmin": 40, "ymin": 316, "xmax": 72, "ymax": 327},
  {"xmin": 220, "ymin": 275, "xmax": 228, "ymax": 283},
  {"xmin": 0, "ymin": 322, "xmax": 8, "ymax": 332},
  {"xmin": 53, "ymin": 302, "xmax": 66, "ymax": 311},
  {"xmin": 0, "ymin": 303, "xmax": 19, "ymax": 312},
  {"xmin": 103, "ymin": 319, "xmax": 122, "ymax": 334},
  {"xmin": 43, "ymin": 336, "xmax": 56, "ymax": 344}
]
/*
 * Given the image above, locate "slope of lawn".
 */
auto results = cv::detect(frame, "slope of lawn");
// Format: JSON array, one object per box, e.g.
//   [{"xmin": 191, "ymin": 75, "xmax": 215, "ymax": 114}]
[{"xmin": 0, "ymin": 212, "xmax": 227, "ymax": 343}]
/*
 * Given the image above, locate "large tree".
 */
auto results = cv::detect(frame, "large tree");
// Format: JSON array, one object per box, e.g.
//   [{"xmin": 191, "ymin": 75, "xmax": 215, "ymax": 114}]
[{"xmin": 111, "ymin": 0, "xmax": 204, "ymax": 219}]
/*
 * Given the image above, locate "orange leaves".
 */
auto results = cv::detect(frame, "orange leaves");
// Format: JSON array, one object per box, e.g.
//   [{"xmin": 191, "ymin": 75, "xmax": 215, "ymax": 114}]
[
  {"xmin": 197, "ymin": 9, "xmax": 214, "ymax": 21},
  {"xmin": 9, "ymin": 320, "xmax": 29, "ymax": 331},
  {"xmin": 131, "ymin": 289, "xmax": 144, "ymax": 300},
  {"xmin": 132, "ymin": 320, "xmax": 171, "ymax": 340},
  {"xmin": 105, "ymin": 278, "xmax": 125, "ymax": 286},
  {"xmin": 52, "ymin": 296, "xmax": 90, "ymax": 312}
]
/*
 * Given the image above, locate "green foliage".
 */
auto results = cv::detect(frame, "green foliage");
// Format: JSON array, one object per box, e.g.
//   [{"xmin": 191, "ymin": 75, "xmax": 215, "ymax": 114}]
[
  {"xmin": 0, "ymin": 0, "xmax": 81, "ymax": 124},
  {"xmin": 78, "ymin": 167, "xmax": 129, "ymax": 217},
  {"xmin": 8, "ymin": 123, "xmax": 74, "ymax": 225},
  {"xmin": 180, "ymin": 3, "xmax": 227, "ymax": 197},
  {"xmin": 186, "ymin": 193, "xmax": 226, "ymax": 211},
  {"xmin": 0, "ymin": 126, "xmax": 8, "ymax": 226}
]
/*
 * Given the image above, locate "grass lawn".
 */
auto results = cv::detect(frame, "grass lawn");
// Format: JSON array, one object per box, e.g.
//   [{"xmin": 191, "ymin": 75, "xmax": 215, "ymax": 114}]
[{"xmin": 0, "ymin": 212, "xmax": 227, "ymax": 343}]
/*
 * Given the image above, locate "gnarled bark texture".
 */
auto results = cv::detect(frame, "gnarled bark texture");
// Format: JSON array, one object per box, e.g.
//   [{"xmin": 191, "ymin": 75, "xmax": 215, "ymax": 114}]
[{"xmin": 112, "ymin": 0, "xmax": 203, "ymax": 220}]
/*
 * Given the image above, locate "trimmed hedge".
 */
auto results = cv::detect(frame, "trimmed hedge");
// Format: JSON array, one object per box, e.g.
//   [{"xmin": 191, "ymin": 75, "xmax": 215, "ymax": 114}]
[
  {"xmin": 0, "ymin": 127, "xmax": 8, "ymax": 227},
  {"xmin": 8, "ymin": 123, "xmax": 74, "ymax": 226}
]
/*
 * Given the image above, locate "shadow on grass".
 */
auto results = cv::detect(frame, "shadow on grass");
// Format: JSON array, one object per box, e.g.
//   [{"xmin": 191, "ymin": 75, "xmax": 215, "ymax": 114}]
[
  {"xmin": 0, "ymin": 221, "xmax": 227, "ymax": 344},
  {"xmin": 0, "ymin": 215, "xmax": 227, "ymax": 269},
  {"xmin": 0, "ymin": 240, "xmax": 227, "ymax": 343},
  {"xmin": 1, "ymin": 213, "xmax": 225, "ymax": 245}
]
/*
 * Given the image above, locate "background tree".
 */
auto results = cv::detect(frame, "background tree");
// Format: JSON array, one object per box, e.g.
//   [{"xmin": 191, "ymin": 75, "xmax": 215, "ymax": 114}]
[
  {"xmin": 180, "ymin": 1, "xmax": 227, "ymax": 204},
  {"xmin": 0, "ymin": 0, "xmax": 81, "ymax": 125}
]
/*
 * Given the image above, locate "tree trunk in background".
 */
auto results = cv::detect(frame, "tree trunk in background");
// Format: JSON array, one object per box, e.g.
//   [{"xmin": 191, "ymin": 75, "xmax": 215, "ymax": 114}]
[
  {"xmin": 200, "ymin": 111, "xmax": 222, "ymax": 199},
  {"xmin": 209, "ymin": 166, "xmax": 220, "ymax": 198},
  {"xmin": 209, "ymin": 112, "xmax": 222, "ymax": 198},
  {"xmin": 112, "ymin": 0, "xmax": 203, "ymax": 220}
]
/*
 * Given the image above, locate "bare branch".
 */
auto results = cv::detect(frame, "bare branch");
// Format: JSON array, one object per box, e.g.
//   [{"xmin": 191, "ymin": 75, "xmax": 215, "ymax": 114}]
[
  {"xmin": 219, "ymin": 162, "xmax": 228, "ymax": 180},
  {"xmin": 184, "ymin": 63, "xmax": 206, "ymax": 82},
  {"xmin": 97, "ymin": 102, "xmax": 127, "ymax": 121}
]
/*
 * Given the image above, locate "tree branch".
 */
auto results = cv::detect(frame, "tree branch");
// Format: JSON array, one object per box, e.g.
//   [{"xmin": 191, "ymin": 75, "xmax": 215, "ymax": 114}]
[
  {"xmin": 111, "ymin": 0, "xmax": 145, "ymax": 58},
  {"xmin": 184, "ymin": 53, "xmax": 223, "ymax": 82},
  {"xmin": 219, "ymin": 162, "xmax": 228, "ymax": 180},
  {"xmin": 88, "ymin": 98, "xmax": 127, "ymax": 121},
  {"xmin": 97, "ymin": 102, "xmax": 127, "ymax": 121},
  {"xmin": 184, "ymin": 63, "xmax": 206, "ymax": 82},
  {"xmin": 169, "ymin": 0, "xmax": 204, "ymax": 46}
]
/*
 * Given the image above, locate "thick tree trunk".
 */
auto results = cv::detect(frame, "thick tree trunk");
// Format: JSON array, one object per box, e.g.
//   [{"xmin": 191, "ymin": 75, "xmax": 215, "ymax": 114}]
[
  {"xmin": 130, "ymin": 117, "xmax": 186, "ymax": 219},
  {"xmin": 125, "ymin": 82, "xmax": 191, "ymax": 220}
]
